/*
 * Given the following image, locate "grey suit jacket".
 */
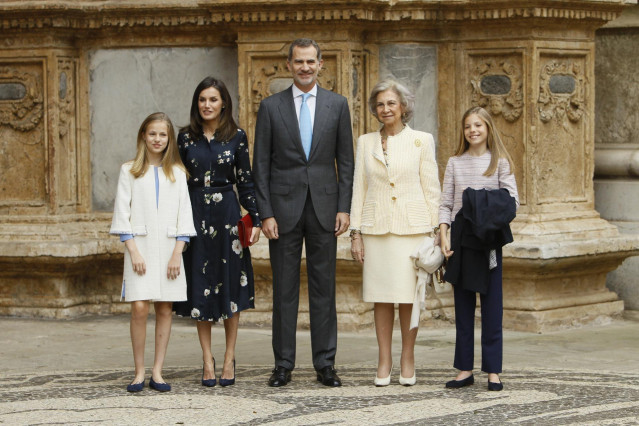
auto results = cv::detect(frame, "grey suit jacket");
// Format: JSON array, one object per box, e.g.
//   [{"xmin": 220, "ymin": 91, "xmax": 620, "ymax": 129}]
[{"xmin": 252, "ymin": 85, "xmax": 354, "ymax": 234}]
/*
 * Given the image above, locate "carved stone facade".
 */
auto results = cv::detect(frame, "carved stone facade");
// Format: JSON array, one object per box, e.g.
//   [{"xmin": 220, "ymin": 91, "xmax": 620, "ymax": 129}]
[
  {"xmin": 594, "ymin": 4, "xmax": 639, "ymax": 311},
  {"xmin": 0, "ymin": 62, "xmax": 46, "ymax": 214},
  {"xmin": 238, "ymin": 36, "xmax": 377, "ymax": 155},
  {"xmin": 0, "ymin": 0, "xmax": 637, "ymax": 332},
  {"xmin": 468, "ymin": 52, "xmax": 525, "ymax": 202}
]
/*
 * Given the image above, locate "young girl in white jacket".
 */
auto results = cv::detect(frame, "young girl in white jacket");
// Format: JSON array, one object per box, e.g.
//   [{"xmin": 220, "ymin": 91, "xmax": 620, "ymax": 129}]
[{"xmin": 110, "ymin": 112, "xmax": 196, "ymax": 392}]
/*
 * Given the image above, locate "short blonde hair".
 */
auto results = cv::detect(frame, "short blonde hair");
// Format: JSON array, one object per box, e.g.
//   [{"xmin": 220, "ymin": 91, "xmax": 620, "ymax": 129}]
[{"xmin": 368, "ymin": 79, "xmax": 415, "ymax": 123}]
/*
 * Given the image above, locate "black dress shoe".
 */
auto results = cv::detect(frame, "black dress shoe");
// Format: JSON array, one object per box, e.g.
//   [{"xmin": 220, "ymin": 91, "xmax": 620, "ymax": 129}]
[
  {"xmin": 488, "ymin": 379, "xmax": 503, "ymax": 391},
  {"xmin": 445, "ymin": 374, "xmax": 474, "ymax": 389},
  {"xmin": 268, "ymin": 366, "xmax": 291, "ymax": 387},
  {"xmin": 316, "ymin": 366, "xmax": 342, "ymax": 387}
]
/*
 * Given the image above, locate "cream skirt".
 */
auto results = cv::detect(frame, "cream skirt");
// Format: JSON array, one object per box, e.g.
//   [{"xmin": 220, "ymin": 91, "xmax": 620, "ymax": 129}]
[{"xmin": 362, "ymin": 233, "xmax": 425, "ymax": 304}]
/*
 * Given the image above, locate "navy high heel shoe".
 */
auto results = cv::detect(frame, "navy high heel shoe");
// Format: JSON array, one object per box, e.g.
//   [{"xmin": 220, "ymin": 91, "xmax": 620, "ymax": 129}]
[
  {"xmin": 219, "ymin": 359, "xmax": 235, "ymax": 387},
  {"xmin": 202, "ymin": 357, "xmax": 217, "ymax": 387}
]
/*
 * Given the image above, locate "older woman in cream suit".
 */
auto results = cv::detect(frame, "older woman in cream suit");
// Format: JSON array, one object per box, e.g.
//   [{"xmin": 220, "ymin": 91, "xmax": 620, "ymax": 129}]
[{"xmin": 350, "ymin": 79, "xmax": 440, "ymax": 386}]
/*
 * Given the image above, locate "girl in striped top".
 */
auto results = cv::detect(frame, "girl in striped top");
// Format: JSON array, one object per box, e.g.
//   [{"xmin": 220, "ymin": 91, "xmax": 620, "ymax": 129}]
[{"xmin": 439, "ymin": 106, "xmax": 519, "ymax": 392}]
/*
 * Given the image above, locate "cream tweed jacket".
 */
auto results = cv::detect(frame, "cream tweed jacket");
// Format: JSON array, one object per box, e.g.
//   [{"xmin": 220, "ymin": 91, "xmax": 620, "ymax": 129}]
[{"xmin": 349, "ymin": 126, "xmax": 440, "ymax": 235}]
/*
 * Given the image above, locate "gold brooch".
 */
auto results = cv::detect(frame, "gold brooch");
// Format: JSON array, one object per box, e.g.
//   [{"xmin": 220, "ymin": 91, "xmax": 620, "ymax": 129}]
[{"xmin": 415, "ymin": 139, "xmax": 422, "ymax": 147}]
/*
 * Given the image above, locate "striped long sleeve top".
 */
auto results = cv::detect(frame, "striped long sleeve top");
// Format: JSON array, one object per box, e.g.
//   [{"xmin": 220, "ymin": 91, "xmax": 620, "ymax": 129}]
[{"xmin": 438, "ymin": 151, "xmax": 519, "ymax": 226}]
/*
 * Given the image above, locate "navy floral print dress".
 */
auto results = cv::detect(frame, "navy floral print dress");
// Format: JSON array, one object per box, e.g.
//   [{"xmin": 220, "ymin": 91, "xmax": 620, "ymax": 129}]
[{"xmin": 173, "ymin": 128, "xmax": 261, "ymax": 321}]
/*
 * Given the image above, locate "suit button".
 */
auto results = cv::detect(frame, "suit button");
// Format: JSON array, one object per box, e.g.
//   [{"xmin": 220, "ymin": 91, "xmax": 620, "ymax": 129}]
[
  {"xmin": 390, "ymin": 182, "xmax": 395, "ymax": 187},
  {"xmin": 392, "ymin": 196, "xmax": 397, "ymax": 201}
]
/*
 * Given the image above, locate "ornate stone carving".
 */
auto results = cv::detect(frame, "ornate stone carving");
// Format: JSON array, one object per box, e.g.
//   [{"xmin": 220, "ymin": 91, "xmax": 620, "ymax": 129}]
[
  {"xmin": 470, "ymin": 57, "xmax": 523, "ymax": 122},
  {"xmin": 0, "ymin": 66, "xmax": 43, "ymax": 132},
  {"xmin": 206, "ymin": 5, "xmax": 621, "ymax": 25},
  {"xmin": 57, "ymin": 59, "xmax": 75, "ymax": 139},
  {"xmin": 250, "ymin": 58, "xmax": 336, "ymax": 114},
  {"xmin": 0, "ymin": 3, "xmax": 625, "ymax": 31},
  {"xmin": 535, "ymin": 54, "xmax": 589, "ymax": 203},
  {"xmin": 538, "ymin": 59, "xmax": 586, "ymax": 124},
  {"xmin": 351, "ymin": 54, "xmax": 364, "ymax": 137},
  {"xmin": 56, "ymin": 58, "xmax": 78, "ymax": 208}
]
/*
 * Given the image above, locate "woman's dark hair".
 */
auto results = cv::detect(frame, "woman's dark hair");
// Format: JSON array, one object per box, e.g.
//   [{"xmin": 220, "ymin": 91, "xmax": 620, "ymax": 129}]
[{"xmin": 182, "ymin": 76, "xmax": 238, "ymax": 142}]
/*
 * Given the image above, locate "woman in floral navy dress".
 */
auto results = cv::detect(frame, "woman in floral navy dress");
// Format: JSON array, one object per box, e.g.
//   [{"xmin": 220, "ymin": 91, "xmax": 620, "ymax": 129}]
[{"xmin": 174, "ymin": 76, "xmax": 261, "ymax": 387}]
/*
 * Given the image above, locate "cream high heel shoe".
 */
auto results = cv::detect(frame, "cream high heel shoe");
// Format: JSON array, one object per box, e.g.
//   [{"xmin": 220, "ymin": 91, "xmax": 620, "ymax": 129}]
[
  {"xmin": 399, "ymin": 370, "xmax": 416, "ymax": 386},
  {"xmin": 374, "ymin": 363, "xmax": 392, "ymax": 387}
]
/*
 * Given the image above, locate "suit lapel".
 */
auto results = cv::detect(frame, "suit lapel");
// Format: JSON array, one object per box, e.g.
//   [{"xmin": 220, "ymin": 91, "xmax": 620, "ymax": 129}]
[
  {"xmin": 277, "ymin": 87, "xmax": 307, "ymax": 159},
  {"xmin": 308, "ymin": 87, "xmax": 329, "ymax": 160}
]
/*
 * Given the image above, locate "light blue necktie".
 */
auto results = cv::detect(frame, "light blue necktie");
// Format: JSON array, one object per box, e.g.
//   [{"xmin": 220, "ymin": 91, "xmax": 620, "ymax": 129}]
[{"xmin": 299, "ymin": 93, "xmax": 313, "ymax": 159}]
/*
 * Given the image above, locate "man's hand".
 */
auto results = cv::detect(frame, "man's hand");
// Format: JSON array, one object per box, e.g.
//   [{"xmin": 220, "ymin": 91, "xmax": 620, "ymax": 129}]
[
  {"xmin": 262, "ymin": 217, "xmax": 279, "ymax": 240},
  {"xmin": 334, "ymin": 212, "xmax": 350, "ymax": 237}
]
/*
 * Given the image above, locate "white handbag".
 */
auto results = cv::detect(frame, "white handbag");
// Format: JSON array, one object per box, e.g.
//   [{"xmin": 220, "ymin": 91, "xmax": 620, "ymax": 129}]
[{"xmin": 408, "ymin": 236, "xmax": 447, "ymax": 329}]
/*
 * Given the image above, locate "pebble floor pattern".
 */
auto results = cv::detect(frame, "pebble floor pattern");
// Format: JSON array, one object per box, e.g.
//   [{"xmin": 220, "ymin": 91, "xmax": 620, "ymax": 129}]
[{"xmin": 2, "ymin": 366, "xmax": 639, "ymax": 425}]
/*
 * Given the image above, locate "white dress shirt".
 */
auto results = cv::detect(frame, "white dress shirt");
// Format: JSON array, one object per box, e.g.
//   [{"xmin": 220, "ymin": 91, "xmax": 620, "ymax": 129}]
[{"xmin": 292, "ymin": 84, "xmax": 317, "ymax": 128}]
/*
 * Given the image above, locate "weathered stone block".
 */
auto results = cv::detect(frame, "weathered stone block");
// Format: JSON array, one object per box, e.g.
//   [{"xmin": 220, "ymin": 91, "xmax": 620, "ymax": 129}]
[
  {"xmin": 379, "ymin": 44, "xmax": 438, "ymax": 138},
  {"xmin": 89, "ymin": 47, "xmax": 238, "ymax": 212}
]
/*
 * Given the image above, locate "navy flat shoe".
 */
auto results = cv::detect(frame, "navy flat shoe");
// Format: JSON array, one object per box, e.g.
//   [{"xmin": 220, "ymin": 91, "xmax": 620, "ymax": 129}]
[
  {"xmin": 202, "ymin": 357, "xmax": 217, "ymax": 387},
  {"xmin": 126, "ymin": 379, "xmax": 145, "ymax": 392},
  {"xmin": 219, "ymin": 360, "xmax": 235, "ymax": 387},
  {"xmin": 149, "ymin": 378, "xmax": 171, "ymax": 392},
  {"xmin": 488, "ymin": 379, "xmax": 503, "ymax": 391},
  {"xmin": 445, "ymin": 374, "xmax": 474, "ymax": 389}
]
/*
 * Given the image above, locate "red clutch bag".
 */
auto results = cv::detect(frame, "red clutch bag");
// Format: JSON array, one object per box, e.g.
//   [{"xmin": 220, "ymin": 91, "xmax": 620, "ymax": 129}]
[{"xmin": 237, "ymin": 214, "xmax": 253, "ymax": 248}]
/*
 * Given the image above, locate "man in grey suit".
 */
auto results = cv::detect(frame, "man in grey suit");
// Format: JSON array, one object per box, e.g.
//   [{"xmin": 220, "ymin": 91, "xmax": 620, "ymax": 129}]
[{"xmin": 253, "ymin": 38, "xmax": 354, "ymax": 387}]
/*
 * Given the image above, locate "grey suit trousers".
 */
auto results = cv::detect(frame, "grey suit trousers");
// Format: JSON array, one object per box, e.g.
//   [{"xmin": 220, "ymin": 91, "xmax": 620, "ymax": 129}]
[{"xmin": 269, "ymin": 191, "xmax": 337, "ymax": 371}]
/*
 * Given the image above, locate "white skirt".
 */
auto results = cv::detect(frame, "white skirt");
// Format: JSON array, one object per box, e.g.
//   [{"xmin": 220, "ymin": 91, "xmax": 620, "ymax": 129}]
[{"xmin": 362, "ymin": 233, "xmax": 425, "ymax": 304}]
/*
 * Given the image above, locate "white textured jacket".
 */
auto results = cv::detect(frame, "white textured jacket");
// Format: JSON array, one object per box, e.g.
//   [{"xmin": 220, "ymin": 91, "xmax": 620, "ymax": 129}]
[
  {"xmin": 349, "ymin": 126, "xmax": 440, "ymax": 235},
  {"xmin": 110, "ymin": 162, "xmax": 196, "ymax": 302}
]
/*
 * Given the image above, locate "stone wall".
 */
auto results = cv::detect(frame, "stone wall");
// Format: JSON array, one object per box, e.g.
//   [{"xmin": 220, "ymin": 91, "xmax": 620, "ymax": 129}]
[
  {"xmin": 1, "ymin": 0, "xmax": 638, "ymax": 332},
  {"xmin": 594, "ymin": 4, "xmax": 639, "ymax": 310},
  {"xmin": 90, "ymin": 47, "xmax": 238, "ymax": 211},
  {"xmin": 379, "ymin": 44, "xmax": 438, "ymax": 139}
]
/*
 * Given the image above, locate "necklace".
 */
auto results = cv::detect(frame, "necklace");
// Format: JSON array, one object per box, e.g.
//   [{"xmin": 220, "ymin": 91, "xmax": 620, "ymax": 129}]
[
  {"xmin": 380, "ymin": 124, "xmax": 405, "ymax": 167},
  {"xmin": 380, "ymin": 132, "xmax": 389, "ymax": 168}
]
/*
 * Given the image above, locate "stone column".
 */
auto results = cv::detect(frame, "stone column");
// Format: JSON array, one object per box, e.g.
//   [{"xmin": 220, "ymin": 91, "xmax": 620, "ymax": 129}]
[{"xmin": 594, "ymin": 4, "xmax": 639, "ymax": 314}]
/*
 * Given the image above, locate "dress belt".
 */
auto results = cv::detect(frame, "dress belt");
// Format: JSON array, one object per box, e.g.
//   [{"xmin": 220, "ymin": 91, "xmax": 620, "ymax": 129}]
[{"xmin": 189, "ymin": 184, "xmax": 235, "ymax": 193}]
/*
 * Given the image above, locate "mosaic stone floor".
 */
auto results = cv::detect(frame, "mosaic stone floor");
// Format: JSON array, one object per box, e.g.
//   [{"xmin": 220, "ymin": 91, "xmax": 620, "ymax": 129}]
[{"xmin": 2, "ymin": 366, "xmax": 639, "ymax": 425}]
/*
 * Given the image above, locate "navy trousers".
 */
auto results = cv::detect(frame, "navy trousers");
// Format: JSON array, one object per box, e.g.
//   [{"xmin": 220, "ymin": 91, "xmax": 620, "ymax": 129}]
[{"xmin": 453, "ymin": 249, "xmax": 503, "ymax": 373}]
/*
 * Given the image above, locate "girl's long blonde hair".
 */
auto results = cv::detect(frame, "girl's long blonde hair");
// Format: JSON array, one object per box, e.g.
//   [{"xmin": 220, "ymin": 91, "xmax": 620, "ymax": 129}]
[
  {"xmin": 129, "ymin": 112, "xmax": 186, "ymax": 182},
  {"xmin": 454, "ymin": 106, "xmax": 515, "ymax": 177}
]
